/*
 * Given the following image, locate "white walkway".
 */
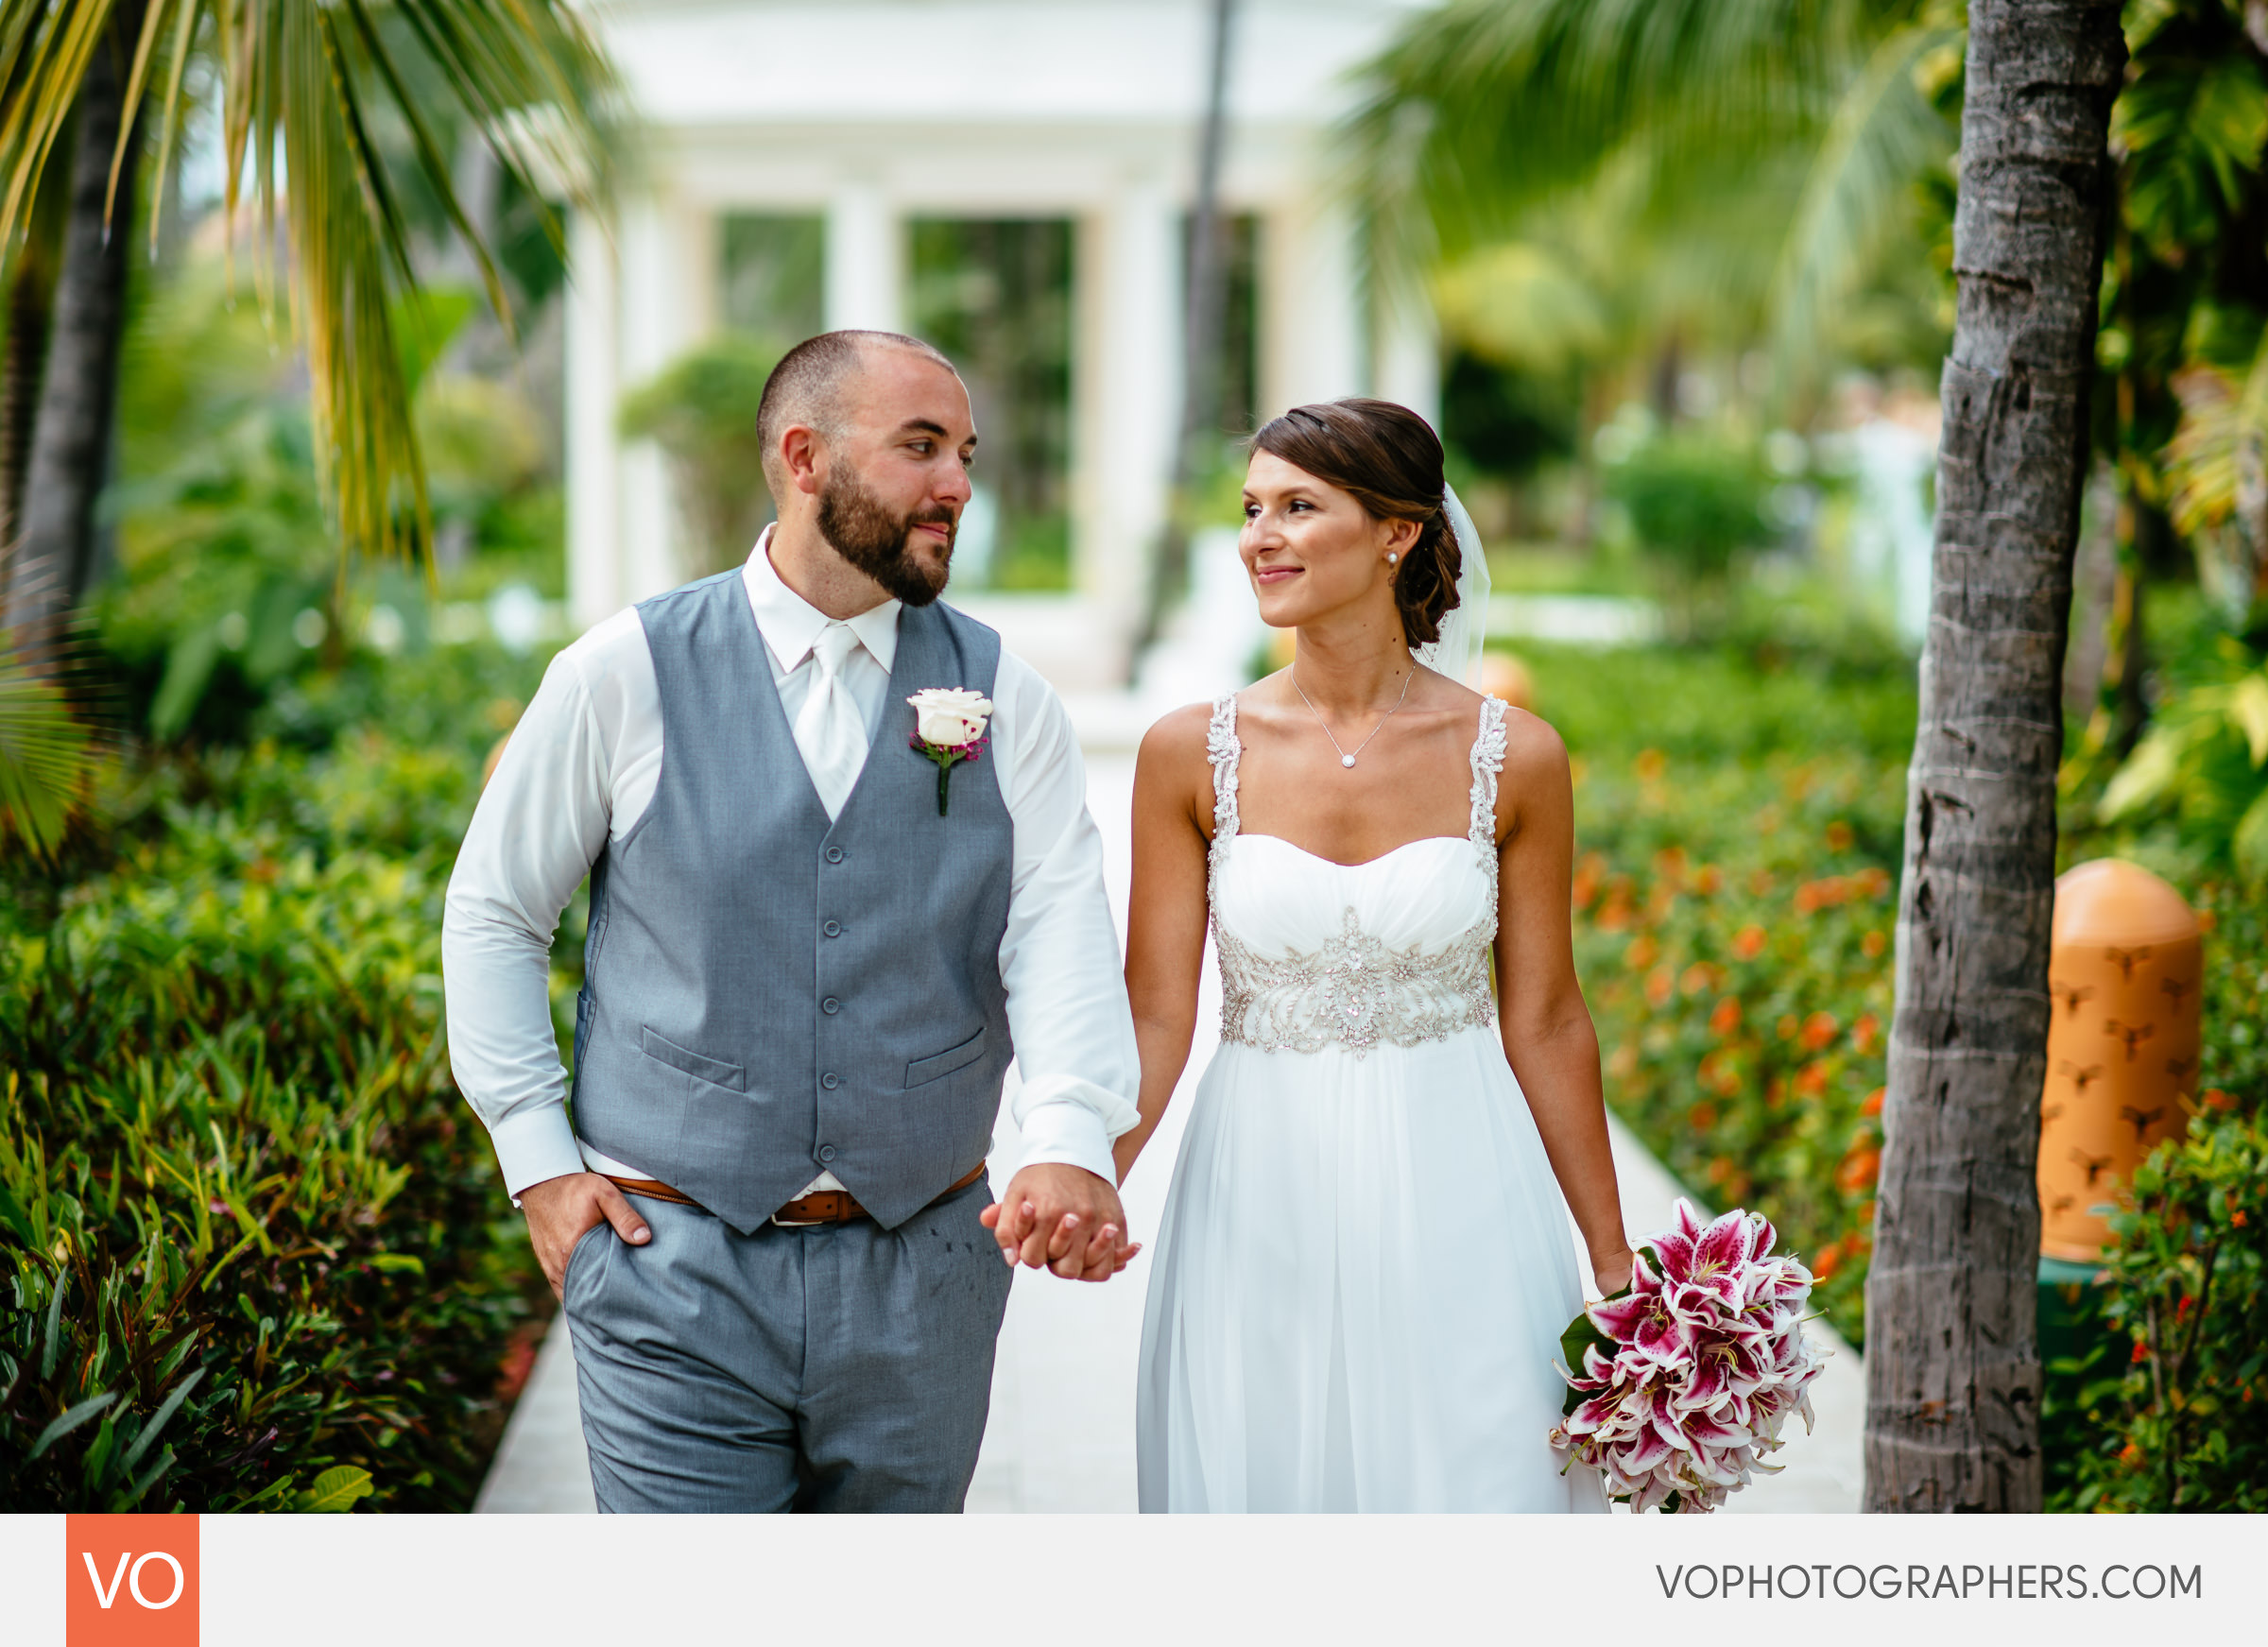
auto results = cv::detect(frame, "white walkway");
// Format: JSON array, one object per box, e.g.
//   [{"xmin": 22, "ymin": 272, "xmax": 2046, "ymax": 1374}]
[{"xmin": 475, "ymin": 747, "xmax": 1864, "ymax": 1514}]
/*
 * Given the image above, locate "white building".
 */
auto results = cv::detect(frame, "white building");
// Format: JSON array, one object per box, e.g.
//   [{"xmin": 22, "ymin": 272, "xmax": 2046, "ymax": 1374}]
[{"xmin": 565, "ymin": 0, "xmax": 1439, "ymax": 684}]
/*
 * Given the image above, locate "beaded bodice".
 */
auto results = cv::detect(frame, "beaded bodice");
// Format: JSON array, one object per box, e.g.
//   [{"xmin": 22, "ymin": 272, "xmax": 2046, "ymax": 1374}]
[{"xmin": 1207, "ymin": 692, "xmax": 1507, "ymax": 1057}]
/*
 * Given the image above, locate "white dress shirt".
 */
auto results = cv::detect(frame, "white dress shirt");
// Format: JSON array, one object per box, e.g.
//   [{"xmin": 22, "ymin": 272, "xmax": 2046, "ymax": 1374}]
[{"xmin": 443, "ymin": 530, "xmax": 1140, "ymax": 1208}]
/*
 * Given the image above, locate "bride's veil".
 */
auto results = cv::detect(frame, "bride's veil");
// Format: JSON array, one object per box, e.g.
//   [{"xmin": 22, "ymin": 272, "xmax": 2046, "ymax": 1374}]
[{"xmin": 1410, "ymin": 483, "xmax": 1492, "ymax": 688}]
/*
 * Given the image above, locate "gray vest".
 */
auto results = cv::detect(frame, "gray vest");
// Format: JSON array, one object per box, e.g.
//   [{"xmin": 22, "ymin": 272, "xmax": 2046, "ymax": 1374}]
[{"xmin": 571, "ymin": 571, "xmax": 1014, "ymax": 1233}]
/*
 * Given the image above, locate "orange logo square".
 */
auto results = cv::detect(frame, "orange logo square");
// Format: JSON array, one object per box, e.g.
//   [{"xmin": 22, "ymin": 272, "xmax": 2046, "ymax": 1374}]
[{"xmin": 65, "ymin": 1516, "xmax": 198, "ymax": 1647}]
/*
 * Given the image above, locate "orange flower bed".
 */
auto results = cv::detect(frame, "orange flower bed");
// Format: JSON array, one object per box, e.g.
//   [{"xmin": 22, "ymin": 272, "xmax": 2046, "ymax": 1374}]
[{"xmin": 1572, "ymin": 746, "xmax": 1899, "ymax": 1345}]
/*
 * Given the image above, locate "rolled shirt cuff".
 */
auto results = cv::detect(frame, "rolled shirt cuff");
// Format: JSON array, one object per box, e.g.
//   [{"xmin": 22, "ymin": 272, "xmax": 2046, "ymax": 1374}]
[
  {"xmin": 488, "ymin": 1103, "xmax": 591, "ymax": 1204},
  {"xmin": 1008, "ymin": 1072, "xmax": 1137, "ymax": 1185}
]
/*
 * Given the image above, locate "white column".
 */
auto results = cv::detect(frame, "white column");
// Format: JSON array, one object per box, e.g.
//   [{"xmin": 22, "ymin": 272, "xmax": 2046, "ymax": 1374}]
[
  {"xmin": 676, "ymin": 205, "xmax": 720, "ymax": 343},
  {"xmin": 616, "ymin": 195, "xmax": 695, "ymax": 600},
  {"xmin": 825, "ymin": 180, "xmax": 902, "ymax": 333},
  {"xmin": 1073, "ymin": 177, "xmax": 1181, "ymax": 670},
  {"xmin": 1260, "ymin": 198, "xmax": 1362, "ymax": 419},
  {"xmin": 565, "ymin": 206, "xmax": 622, "ymax": 631},
  {"xmin": 1374, "ymin": 283, "xmax": 1442, "ymax": 428}
]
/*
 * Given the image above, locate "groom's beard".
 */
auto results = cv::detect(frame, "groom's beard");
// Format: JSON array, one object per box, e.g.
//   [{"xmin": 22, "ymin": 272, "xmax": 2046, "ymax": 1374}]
[{"xmin": 816, "ymin": 461, "xmax": 954, "ymax": 608}]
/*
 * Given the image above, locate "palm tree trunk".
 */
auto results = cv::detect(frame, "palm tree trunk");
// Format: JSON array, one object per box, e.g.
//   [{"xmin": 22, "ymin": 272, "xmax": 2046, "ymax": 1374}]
[
  {"xmin": 1863, "ymin": 0, "xmax": 2125, "ymax": 1513},
  {"xmin": 1, "ymin": 256, "xmax": 54, "ymax": 558},
  {"xmin": 2092, "ymin": 492, "xmax": 2172, "ymax": 759},
  {"xmin": 7, "ymin": 0, "xmax": 148, "ymax": 638},
  {"xmin": 1134, "ymin": 0, "xmax": 1238, "ymax": 661}
]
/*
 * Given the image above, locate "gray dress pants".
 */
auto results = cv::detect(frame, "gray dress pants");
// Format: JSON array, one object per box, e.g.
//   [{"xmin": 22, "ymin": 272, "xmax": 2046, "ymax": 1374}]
[{"xmin": 560, "ymin": 1177, "xmax": 1012, "ymax": 1512}]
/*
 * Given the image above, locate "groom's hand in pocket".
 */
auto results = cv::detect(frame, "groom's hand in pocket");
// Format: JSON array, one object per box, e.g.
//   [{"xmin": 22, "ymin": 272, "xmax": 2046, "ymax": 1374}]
[
  {"xmin": 521, "ymin": 1173, "xmax": 654, "ymax": 1298},
  {"xmin": 982, "ymin": 1164, "xmax": 1139, "ymax": 1283}
]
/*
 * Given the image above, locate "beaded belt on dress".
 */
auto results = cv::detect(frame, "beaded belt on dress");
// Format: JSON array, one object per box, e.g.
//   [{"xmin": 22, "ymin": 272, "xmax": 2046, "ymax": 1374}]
[{"xmin": 1216, "ymin": 907, "xmax": 1495, "ymax": 1057}]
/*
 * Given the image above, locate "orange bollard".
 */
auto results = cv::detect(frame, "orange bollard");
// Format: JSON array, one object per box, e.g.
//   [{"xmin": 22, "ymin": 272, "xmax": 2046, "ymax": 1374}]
[
  {"xmin": 1480, "ymin": 650, "xmax": 1533, "ymax": 709},
  {"xmin": 2037, "ymin": 859, "xmax": 2203, "ymax": 1261}
]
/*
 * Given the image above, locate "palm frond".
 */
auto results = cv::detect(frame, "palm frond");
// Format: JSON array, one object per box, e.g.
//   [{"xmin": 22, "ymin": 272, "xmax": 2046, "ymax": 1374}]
[
  {"xmin": 1432, "ymin": 239, "xmax": 1613, "ymax": 377},
  {"xmin": 1765, "ymin": 22, "xmax": 1958, "ymax": 387},
  {"xmin": 0, "ymin": 653, "xmax": 89, "ymax": 856},
  {"xmin": 138, "ymin": 0, "xmax": 207, "ymax": 252},
  {"xmin": 1347, "ymin": 0, "xmax": 1886, "ymax": 265},
  {"xmin": 0, "ymin": 0, "xmax": 121, "ymax": 240},
  {"xmin": 2164, "ymin": 332, "xmax": 2268, "ymax": 544},
  {"xmin": 0, "ymin": 0, "xmax": 619, "ymax": 566}
]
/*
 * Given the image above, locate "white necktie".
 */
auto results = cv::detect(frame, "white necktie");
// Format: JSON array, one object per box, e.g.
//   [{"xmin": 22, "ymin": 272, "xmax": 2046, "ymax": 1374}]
[{"xmin": 794, "ymin": 622, "xmax": 867, "ymax": 819}]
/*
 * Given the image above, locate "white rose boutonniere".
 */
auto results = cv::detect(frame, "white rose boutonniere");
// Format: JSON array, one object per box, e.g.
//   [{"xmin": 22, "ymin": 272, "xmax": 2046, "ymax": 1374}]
[{"xmin": 906, "ymin": 687, "xmax": 994, "ymax": 815}]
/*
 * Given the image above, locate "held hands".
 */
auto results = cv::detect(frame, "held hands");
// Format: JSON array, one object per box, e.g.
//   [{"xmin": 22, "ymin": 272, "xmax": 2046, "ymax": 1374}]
[
  {"xmin": 521, "ymin": 1172, "xmax": 653, "ymax": 1298},
  {"xmin": 981, "ymin": 1163, "xmax": 1141, "ymax": 1283},
  {"xmin": 522, "ymin": 1165, "xmax": 1134, "ymax": 1291}
]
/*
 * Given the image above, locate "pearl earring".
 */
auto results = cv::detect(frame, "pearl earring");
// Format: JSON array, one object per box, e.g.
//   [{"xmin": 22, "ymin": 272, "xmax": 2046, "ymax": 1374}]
[{"xmin": 1386, "ymin": 552, "xmax": 1400, "ymax": 565}]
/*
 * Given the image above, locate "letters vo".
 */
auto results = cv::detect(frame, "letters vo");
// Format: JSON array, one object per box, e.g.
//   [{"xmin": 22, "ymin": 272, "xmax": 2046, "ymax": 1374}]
[{"xmin": 64, "ymin": 1516, "xmax": 198, "ymax": 1647}]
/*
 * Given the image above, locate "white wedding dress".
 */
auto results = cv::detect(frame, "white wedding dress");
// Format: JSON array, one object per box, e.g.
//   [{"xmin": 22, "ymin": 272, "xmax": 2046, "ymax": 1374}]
[{"xmin": 1136, "ymin": 693, "xmax": 1607, "ymax": 1513}]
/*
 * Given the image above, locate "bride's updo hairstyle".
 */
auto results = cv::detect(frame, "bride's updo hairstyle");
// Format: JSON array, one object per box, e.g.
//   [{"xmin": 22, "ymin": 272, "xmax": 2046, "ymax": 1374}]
[{"xmin": 1248, "ymin": 398, "xmax": 1462, "ymax": 646}]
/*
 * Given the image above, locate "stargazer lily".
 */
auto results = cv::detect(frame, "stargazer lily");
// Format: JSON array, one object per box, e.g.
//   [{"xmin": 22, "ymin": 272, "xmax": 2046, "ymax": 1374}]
[{"xmin": 1548, "ymin": 1197, "xmax": 1828, "ymax": 1514}]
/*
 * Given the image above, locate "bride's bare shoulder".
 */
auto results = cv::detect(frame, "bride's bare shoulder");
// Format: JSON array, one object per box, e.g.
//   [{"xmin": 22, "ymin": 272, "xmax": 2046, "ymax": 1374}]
[
  {"xmin": 1497, "ymin": 703, "xmax": 1571, "ymax": 784},
  {"xmin": 1138, "ymin": 698, "xmax": 1226, "ymax": 772},
  {"xmin": 1416, "ymin": 667, "xmax": 1486, "ymax": 712}
]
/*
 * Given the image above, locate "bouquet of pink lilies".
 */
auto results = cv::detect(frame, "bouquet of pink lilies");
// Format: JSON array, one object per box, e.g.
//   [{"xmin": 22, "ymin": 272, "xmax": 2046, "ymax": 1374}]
[{"xmin": 1548, "ymin": 1199, "xmax": 1827, "ymax": 1514}]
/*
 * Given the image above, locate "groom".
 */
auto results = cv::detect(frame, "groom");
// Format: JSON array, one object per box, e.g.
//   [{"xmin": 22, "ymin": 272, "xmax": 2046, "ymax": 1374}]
[{"xmin": 442, "ymin": 330, "xmax": 1141, "ymax": 1511}]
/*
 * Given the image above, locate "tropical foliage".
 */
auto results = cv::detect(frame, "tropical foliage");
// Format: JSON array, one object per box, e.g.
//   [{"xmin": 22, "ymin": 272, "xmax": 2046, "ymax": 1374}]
[
  {"xmin": 1, "ymin": 0, "xmax": 593, "ymax": 1492},
  {"xmin": 1538, "ymin": 635, "xmax": 1911, "ymax": 1344},
  {"xmin": 0, "ymin": 0, "xmax": 613, "ymax": 561},
  {"xmin": 1353, "ymin": 0, "xmax": 1964, "ymax": 415},
  {"xmin": 0, "ymin": 0, "xmax": 614, "ymax": 862},
  {"xmin": 1359, "ymin": 1, "xmax": 2268, "ymax": 647},
  {"xmin": 0, "ymin": 642, "xmax": 93, "ymax": 852},
  {"xmin": 2096, "ymin": 646, "xmax": 2268, "ymax": 883},
  {"xmin": 94, "ymin": 252, "xmax": 558, "ymax": 745},
  {"xmin": 1532, "ymin": 592, "xmax": 2268, "ymax": 1514},
  {"xmin": 0, "ymin": 642, "xmax": 556, "ymax": 1511}
]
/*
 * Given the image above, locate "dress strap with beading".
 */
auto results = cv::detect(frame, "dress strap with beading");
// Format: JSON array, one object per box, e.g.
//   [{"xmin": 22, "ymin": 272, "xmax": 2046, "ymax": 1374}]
[
  {"xmin": 1207, "ymin": 693, "xmax": 1242, "ymax": 882},
  {"xmin": 1469, "ymin": 695, "xmax": 1509, "ymax": 874}
]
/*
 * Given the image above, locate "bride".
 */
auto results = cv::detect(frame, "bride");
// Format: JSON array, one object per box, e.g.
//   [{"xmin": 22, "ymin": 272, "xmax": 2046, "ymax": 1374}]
[{"xmin": 1119, "ymin": 399, "xmax": 1632, "ymax": 1512}]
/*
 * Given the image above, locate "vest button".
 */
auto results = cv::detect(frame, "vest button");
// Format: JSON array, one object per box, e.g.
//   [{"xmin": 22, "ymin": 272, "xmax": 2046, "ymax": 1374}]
[
  {"xmin": 817, "ymin": 1144, "xmax": 838, "ymax": 1163},
  {"xmin": 823, "ymin": 919, "xmax": 842, "ymax": 937},
  {"xmin": 824, "ymin": 846, "xmax": 845, "ymax": 864},
  {"xmin": 822, "ymin": 997, "xmax": 841, "ymax": 1015},
  {"xmin": 820, "ymin": 1072, "xmax": 840, "ymax": 1089}
]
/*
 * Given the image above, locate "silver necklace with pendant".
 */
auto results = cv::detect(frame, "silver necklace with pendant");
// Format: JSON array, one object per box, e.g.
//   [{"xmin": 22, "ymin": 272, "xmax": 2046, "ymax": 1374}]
[{"xmin": 1290, "ymin": 662, "xmax": 1415, "ymax": 769}]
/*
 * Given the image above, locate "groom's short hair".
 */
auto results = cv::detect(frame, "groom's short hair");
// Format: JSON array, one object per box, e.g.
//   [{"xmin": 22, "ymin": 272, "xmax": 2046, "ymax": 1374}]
[{"xmin": 757, "ymin": 330, "xmax": 959, "ymax": 494}]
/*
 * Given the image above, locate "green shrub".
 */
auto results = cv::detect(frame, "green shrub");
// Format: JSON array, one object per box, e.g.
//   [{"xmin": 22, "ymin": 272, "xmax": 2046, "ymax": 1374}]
[
  {"xmin": 0, "ymin": 739, "xmax": 544, "ymax": 1511},
  {"xmin": 103, "ymin": 256, "xmax": 561, "ymax": 746},
  {"xmin": 618, "ymin": 334, "xmax": 787, "ymax": 576},
  {"xmin": 2066, "ymin": 1107, "xmax": 2268, "ymax": 1511},
  {"xmin": 2048, "ymin": 882, "xmax": 2268, "ymax": 1512},
  {"xmin": 1530, "ymin": 642, "xmax": 1920, "ymax": 771},
  {"xmin": 2095, "ymin": 644, "xmax": 2268, "ymax": 884},
  {"xmin": 1601, "ymin": 429, "xmax": 1773, "ymax": 582}
]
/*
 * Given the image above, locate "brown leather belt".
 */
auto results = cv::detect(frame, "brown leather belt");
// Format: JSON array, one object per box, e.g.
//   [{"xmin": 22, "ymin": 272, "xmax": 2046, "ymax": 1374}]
[{"xmin": 605, "ymin": 1160, "xmax": 989, "ymax": 1227}]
